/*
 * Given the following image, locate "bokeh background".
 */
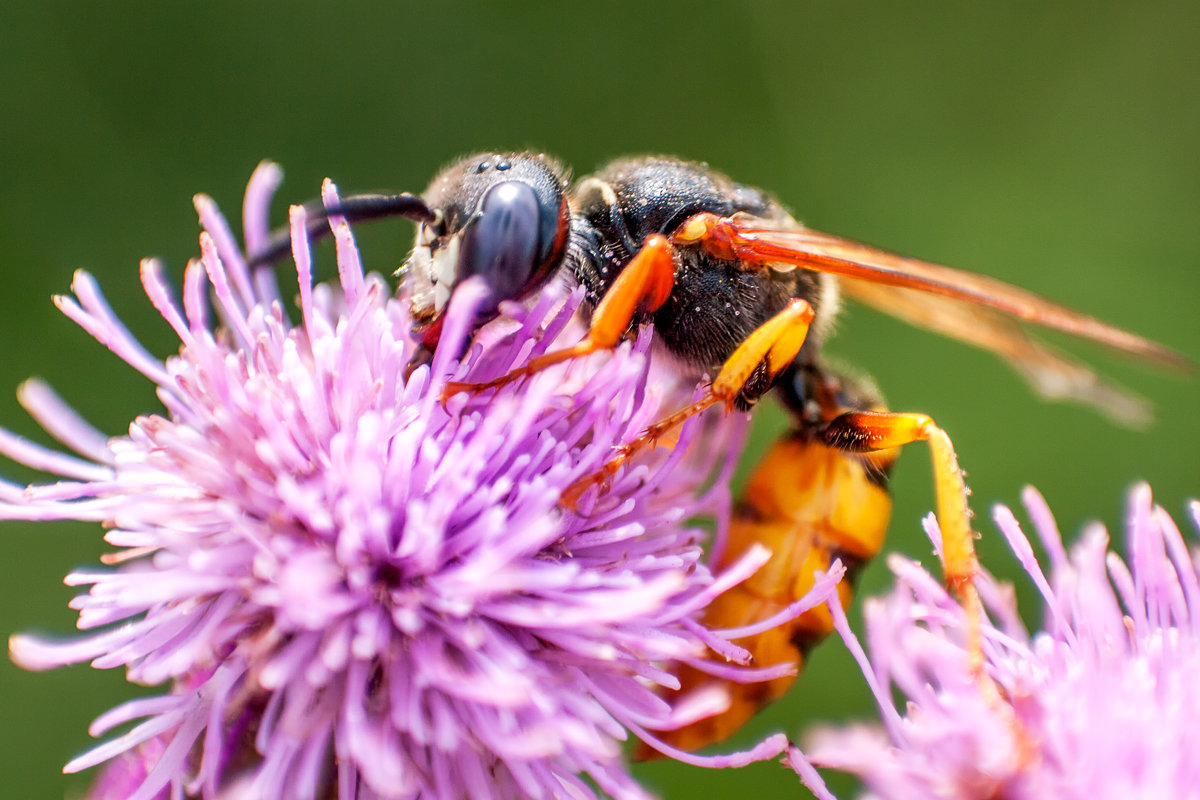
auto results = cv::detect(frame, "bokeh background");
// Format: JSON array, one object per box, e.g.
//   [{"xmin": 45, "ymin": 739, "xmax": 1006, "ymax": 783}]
[{"xmin": 2, "ymin": 3, "xmax": 1198, "ymax": 798}]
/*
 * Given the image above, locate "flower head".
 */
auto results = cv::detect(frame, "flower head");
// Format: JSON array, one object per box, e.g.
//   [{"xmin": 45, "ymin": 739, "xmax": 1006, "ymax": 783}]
[
  {"xmin": 791, "ymin": 484, "xmax": 1200, "ymax": 800},
  {"xmin": 3, "ymin": 164, "xmax": 823, "ymax": 799}
]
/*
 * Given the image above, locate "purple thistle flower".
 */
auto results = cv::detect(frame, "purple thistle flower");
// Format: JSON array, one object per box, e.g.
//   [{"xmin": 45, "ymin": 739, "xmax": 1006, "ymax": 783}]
[
  {"xmin": 3, "ymin": 163, "xmax": 831, "ymax": 799},
  {"xmin": 789, "ymin": 484, "xmax": 1200, "ymax": 800}
]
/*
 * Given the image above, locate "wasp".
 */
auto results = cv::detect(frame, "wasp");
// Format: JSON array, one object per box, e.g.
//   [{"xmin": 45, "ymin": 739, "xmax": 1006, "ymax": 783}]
[{"xmin": 252, "ymin": 151, "xmax": 1187, "ymax": 753}]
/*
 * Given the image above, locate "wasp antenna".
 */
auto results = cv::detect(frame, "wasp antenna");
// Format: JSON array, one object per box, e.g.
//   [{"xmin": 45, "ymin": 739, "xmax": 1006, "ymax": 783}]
[
  {"xmin": 248, "ymin": 192, "xmax": 435, "ymax": 268},
  {"xmin": 323, "ymin": 192, "xmax": 436, "ymax": 225}
]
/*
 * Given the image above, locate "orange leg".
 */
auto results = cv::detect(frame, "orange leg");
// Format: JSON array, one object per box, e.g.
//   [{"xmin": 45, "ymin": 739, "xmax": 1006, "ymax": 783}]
[
  {"xmin": 561, "ymin": 298, "xmax": 815, "ymax": 508},
  {"xmin": 442, "ymin": 234, "xmax": 677, "ymax": 400},
  {"xmin": 820, "ymin": 411, "xmax": 984, "ymax": 676}
]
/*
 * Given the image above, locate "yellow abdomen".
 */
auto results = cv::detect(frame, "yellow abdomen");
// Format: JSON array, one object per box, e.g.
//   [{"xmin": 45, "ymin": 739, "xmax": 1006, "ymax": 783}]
[{"xmin": 658, "ymin": 433, "xmax": 895, "ymax": 753}]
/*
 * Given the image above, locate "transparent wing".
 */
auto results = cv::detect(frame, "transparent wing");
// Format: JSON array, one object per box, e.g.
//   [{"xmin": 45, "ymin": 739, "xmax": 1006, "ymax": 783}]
[{"xmin": 678, "ymin": 213, "xmax": 1191, "ymax": 424}]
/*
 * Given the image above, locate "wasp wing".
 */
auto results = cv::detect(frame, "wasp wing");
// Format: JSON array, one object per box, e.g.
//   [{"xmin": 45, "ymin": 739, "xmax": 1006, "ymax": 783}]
[
  {"xmin": 716, "ymin": 217, "xmax": 1191, "ymax": 424},
  {"xmin": 842, "ymin": 276, "xmax": 1154, "ymax": 425}
]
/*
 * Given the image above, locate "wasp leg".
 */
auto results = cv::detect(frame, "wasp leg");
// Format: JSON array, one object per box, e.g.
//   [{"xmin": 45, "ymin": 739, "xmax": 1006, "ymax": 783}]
[
  {"xmin": 441, "ymin": 233, "xmax": 676, "ymax": 399},
  {"xmin": 820, "ymin": 411, "xmax": 985, "ymax": 676},
  {"xmin": 562, "ymin": 298, "xmax": 815, "ymax": 508}
]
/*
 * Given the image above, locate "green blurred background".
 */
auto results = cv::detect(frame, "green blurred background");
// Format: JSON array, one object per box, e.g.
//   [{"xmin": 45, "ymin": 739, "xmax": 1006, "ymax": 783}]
[{"xmin": 2, "ymin": 3, "xmax": 1198, "ymax": 798}]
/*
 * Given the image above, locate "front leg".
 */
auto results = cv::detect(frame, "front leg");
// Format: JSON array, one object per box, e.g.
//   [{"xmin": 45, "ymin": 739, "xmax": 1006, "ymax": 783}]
[{"xmin": 441, "ymin": 234, "xmax": 676, "ymax": 400}]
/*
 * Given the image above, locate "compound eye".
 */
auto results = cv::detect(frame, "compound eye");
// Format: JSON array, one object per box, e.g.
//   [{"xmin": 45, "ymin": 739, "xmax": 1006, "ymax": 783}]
[{"xmin": 457, "ymin": 180, "xmax": 544, "ymax": 312}]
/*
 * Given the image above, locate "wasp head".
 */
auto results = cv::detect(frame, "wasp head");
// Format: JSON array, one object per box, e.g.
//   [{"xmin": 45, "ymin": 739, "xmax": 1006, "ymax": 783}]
[{"xmin": 406, "ymin": 152, "xmax": 571, "ymax": 346}]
